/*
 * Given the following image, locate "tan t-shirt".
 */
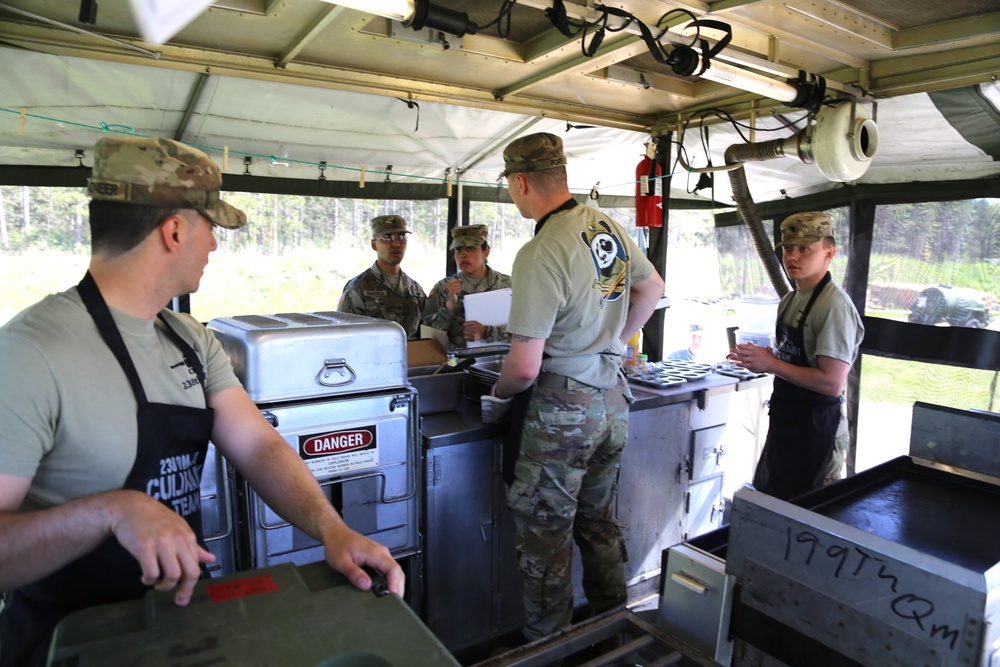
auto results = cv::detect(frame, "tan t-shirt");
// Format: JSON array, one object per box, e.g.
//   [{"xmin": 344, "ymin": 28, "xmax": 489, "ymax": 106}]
[
  {"xmin": 778, "ymin": 280, "xmax": 864, "ymax": 368},
  {"xmin": 507, "ymin": 203, "xmax": 655, "ymax": 389},
  {"xmin": 0, "ymin": 287, "xmax": 242, "ymax": 509}
]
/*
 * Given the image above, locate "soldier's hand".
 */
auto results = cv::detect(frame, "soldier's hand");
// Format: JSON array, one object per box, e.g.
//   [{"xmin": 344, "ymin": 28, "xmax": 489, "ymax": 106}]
[
  {"xmin": 731, "ymin": 342, "xmax": 774, "ymax": 373},
  {"xmin": 464, "ymin": 320, "xmax": 486, "ymax": 341},
  {"xmin": 107, "ymin": 490, "xmax": 215, "ymax": 606},
  {"xmin": 322, "ymin": 523, "xmax": 405, "ymax": 597},
  {"xmin": 445, "ymin": 279, "xmax": 462, "ymax": 311}
]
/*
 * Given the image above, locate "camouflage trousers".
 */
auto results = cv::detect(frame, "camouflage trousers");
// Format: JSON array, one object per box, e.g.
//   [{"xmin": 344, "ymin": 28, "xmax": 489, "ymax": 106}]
[
  {"xmin": 821, "ymin": 410, "xmax": 850, "ymax": 485},
  {"xmin": 506, "ymin": 377, "xmax": 629, "ymax": 642}
]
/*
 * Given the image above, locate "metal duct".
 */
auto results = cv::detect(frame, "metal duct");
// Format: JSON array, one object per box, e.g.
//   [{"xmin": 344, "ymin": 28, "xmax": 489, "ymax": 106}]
[{"xmin": 723, "ymin": 101, "xmax": 878, "ymax": 298}]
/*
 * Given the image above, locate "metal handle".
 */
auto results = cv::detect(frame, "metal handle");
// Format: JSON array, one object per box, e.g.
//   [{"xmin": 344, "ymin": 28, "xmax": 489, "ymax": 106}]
[
  {"xmin": 390, "ymin": 393, "xmax": 413, "ymax": 412},
  {"xmin": 317, "ymin": 358, "xmax": 357, "ymax": 387},
  {"xmin": 670, "ymin": 571, "xmax": 709, "ymax": 595},
  {"xmin": 711, "ymin": 499, "xmax": 726, "ymax": 524},
  {"xmin": 200, "ymin": 491, "xmax": 233, "ymax": 543},
  {"xmin": 316, "ymin": 468, "xmax": 415, "ymax": 503},
  {"xmin": 257, "ymin": 467, "xmax": 417, "ymax": 530},
  {"xmin": 716, "ymin": 444, "xmax": 728, "ymax": 465},
  {"xmin": 200, "ymin": 448, "xmax": 233, "ymax": 543}
]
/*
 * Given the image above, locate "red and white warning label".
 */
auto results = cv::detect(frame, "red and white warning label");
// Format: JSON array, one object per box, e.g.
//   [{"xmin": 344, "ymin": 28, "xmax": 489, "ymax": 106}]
[{"xmin": 298, "ymin": 424, "xmax": 379, "ymax": 477}]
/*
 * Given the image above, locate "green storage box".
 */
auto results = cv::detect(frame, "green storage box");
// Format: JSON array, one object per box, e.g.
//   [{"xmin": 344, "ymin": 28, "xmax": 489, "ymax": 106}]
[{"xmin": 49, "ymin": 562, "xmax": 459, "ymax": 666}]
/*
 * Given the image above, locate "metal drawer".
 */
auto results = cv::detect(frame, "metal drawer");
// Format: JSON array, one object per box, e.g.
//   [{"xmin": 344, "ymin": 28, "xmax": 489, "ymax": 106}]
[{"xmin": 659, "ymin": 543, "xmax": 735, "ymax": 665}]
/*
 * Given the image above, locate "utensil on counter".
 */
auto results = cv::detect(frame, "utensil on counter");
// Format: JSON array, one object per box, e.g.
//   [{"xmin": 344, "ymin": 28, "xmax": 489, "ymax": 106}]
[{"xmin": 432, "ymin": 356, "xmax": 477, "ymax": 375}]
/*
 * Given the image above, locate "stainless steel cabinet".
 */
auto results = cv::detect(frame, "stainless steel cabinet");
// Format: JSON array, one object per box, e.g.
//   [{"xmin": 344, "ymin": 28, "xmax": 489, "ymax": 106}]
[
  {"xmin": 618, "ymin": 401, "xmax": 689, "ymax": 589},
  {"xmin": 423, "ymin": 436, "xmax": 523, "ymax": 652},
  {"xmin": 617, "ymin": 393, "xmax": 731, "ymax": 590},
  {"xmin": 420, "ymin": 385, "xmax": 742, "ymax": 650}
]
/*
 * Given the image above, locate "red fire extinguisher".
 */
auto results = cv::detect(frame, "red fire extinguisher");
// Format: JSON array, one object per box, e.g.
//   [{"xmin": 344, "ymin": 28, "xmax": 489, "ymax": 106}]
[{"xmin": 635, "ymin": 148, "xmax": 662, "ymax": 228}]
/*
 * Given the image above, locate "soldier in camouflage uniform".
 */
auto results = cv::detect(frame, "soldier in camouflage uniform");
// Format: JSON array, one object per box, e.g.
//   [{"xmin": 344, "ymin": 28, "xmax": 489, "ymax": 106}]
[
  {"xmin": 731, "ymin": 211, "xmax": 864, "ymax": 500},
  {"xmin": 0, "ymin": 136, "xmax": 404, "ymax": 667},
  {"xmin": 490, "ymin": 133, "xmax": 665, "ymax": 642},
  {"xmin": 422, "ymin": 224, "xmax": 511, "ymax": 349},
  {"xmin": 337, "ymin": 215, "xmax": 427, "ymax": 340}
]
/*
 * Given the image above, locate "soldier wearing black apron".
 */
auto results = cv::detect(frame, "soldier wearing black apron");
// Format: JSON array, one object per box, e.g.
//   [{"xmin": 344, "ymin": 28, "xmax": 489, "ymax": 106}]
[
  {"xmin": 0, "ymin": 136, "xmax": 406, "ymax": 667},
  {"xmin": 752, "ymin": 272, "xmax": 842, "ymax": 500},
  {"xmin": 733, "ymin": 211, "xmax": 864, "ymax": 502},
  {"xmin": 0, "ymin": 273, "xmax": 214, "ymax": 667}
]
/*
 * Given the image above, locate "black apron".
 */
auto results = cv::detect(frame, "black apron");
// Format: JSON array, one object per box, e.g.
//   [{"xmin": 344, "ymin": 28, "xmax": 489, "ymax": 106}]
[
  {"xmin": 502, "ymin": 386, "xmax": 535, "ymax": 488},
  {"xmin": 0, "ymin": 272, "xmax": 214, "ymax": 667},
  {"xmin": 752, "ymin": 272, "xmax": 842, "ymax": 501}
]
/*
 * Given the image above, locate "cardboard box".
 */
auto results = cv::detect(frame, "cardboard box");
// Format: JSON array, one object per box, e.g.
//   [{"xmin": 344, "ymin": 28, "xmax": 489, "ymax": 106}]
[{"xmin": 407, "ymin": 339, "xmax": 447, "ymax": 368}]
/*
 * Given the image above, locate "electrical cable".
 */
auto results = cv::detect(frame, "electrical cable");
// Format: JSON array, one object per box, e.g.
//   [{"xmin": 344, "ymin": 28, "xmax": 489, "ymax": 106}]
[
  {"xmin": 545, "ymin": 0, "xmax": 587, "ymax": 39},
  {"xmin": 476, "ymin": 0, "xmax": 518, "ymax": 39},
  {"xmin": 673, "ymin": 107, "xmax": 813, "ymax": 180}
]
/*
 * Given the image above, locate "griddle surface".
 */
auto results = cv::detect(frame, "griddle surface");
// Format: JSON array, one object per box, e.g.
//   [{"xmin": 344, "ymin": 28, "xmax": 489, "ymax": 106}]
[{"xmin": 811, "ymin": 470, "xmax": 1000, "ymax": 572}]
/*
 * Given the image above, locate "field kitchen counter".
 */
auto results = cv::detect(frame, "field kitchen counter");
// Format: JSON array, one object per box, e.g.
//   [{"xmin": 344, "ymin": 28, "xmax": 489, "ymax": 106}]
[{"xmin": 416, "ymin": 368, "xmax": 771, "ymax": 653}]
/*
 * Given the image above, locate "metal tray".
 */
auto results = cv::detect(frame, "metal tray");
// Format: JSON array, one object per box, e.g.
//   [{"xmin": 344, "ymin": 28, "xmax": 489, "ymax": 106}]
[
  {"xmin": 672, "ymin": 370, "xmax": 711, "ymax": 381},
  {"xmin": 630, "ymin": 374, "xmax": 687, "ymax": 389},
  {"xmin": 661, "ymin": 361, "xmax": 714, "ymax": 372},
  {"xmin": 714, "ymin": 365, "xmax": 767, "ymax": 380},
  {"xmin": 690, "ymin": 455, "xmax": 1000, "ymax": 568}
]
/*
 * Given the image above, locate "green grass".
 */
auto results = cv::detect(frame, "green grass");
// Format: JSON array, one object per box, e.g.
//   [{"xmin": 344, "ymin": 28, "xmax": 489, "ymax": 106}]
[
  {"xmin": 0, "ymin": 250, "xmax": 91, "ymax": 315},
  {"xmin": 5, "ymin": 251, "xmax": 997, "ymax": 415},
  {"xmin": 860, "ymin": 354, "xmax": 999, "ymax": 412}
]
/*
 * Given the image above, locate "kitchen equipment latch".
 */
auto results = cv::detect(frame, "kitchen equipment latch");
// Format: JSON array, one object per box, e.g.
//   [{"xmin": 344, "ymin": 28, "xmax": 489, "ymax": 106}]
[{"xmin": 390, "ymin": 394, "xmax": 414, "ymax": 411}]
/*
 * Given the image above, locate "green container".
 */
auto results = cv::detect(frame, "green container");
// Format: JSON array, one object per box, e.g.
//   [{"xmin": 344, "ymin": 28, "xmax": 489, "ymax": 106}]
[{"xmin": 49, "ymin": 562, "xmax": 459, "ymax": 667}]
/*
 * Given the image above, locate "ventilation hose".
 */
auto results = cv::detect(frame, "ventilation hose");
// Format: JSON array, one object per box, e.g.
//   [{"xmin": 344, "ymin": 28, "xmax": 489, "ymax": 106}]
[
  {"xmin": 724, "ymin": 139, "xmax": 797, "ymax": 297},
  {"xmin": 721, "ymin": 101, "xmax": 878, "ymax": 298}
]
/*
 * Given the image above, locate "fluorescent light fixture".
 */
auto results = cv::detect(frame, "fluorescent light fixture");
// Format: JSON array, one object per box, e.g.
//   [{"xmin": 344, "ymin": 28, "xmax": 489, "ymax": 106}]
[
  {"xmin": 698, "ymin": 60, "xmax": 800, "ymax": 104},
  {"xmin": 318, "ymin": 0, "xmax": 416, "ymax": 22},
  {"xmin": 318, "ymin": 0, "xmax": 477, "ymax": 36}
]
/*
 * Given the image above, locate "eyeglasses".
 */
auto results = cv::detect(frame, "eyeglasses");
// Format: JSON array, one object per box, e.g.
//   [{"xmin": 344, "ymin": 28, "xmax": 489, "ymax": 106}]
[{"xmin": 375, "ymin": 234, "xmax": 408, "ymax": 243}]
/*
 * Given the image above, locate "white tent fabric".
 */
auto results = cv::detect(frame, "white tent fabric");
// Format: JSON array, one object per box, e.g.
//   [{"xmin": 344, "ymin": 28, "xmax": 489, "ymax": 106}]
[{"xmin": 1, "ymin": 48, "xmax": 998, "ymax": 203}]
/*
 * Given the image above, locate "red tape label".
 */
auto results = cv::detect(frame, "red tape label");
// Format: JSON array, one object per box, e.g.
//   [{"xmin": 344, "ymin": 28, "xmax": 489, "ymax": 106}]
[{"xmin": 205, "ymin": 573, "xmax": 280, "ymax": 603}]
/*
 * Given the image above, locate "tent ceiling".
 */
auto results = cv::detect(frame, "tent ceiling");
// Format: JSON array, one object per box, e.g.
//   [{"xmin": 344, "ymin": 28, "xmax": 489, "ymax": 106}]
[{"xmin": 0, "ymin": 0, "xmax": 998, "ymax": 203}]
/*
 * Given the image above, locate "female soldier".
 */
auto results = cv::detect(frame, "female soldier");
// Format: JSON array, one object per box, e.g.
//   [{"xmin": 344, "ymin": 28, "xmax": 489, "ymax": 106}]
[{"xmin": 422, "ymin": 224, "xmax": 511, "ymax": 349}]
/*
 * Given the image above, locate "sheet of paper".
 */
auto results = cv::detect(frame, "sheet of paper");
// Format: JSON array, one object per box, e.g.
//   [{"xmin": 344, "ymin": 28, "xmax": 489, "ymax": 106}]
[
  {"xmin": 128, "ymin": 0, "xmax": 216, "ymax": 46},
  {"xmin": 463, "ymin": 288, "xmax": 512, "ymax": 348}
]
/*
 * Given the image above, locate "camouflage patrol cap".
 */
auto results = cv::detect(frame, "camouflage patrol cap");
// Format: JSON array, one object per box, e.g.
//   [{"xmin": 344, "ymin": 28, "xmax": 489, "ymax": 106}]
[
  {"xmin": 87, "ymin": 136, "xmax": 246, "ymax": 229},
  {"xmin": 449, "ymin": 224, "xmax": 489, "ymax": 250},
  {"xmin": 501, "ymin": 132, "xmax": 567, "ymax": 178},
  {"xmin": 778, "ymin": 211, "xmax": 834, "ymax": 247},
  {"xmin": 371, "ymin": 215, "xmax": 410, "ymax": 237}
]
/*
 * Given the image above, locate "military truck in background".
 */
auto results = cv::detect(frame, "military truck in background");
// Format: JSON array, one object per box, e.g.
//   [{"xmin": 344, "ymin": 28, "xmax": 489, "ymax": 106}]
[{"xmin": 908, "ymin": 285, "xmax": 993, "ymax": 328}]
